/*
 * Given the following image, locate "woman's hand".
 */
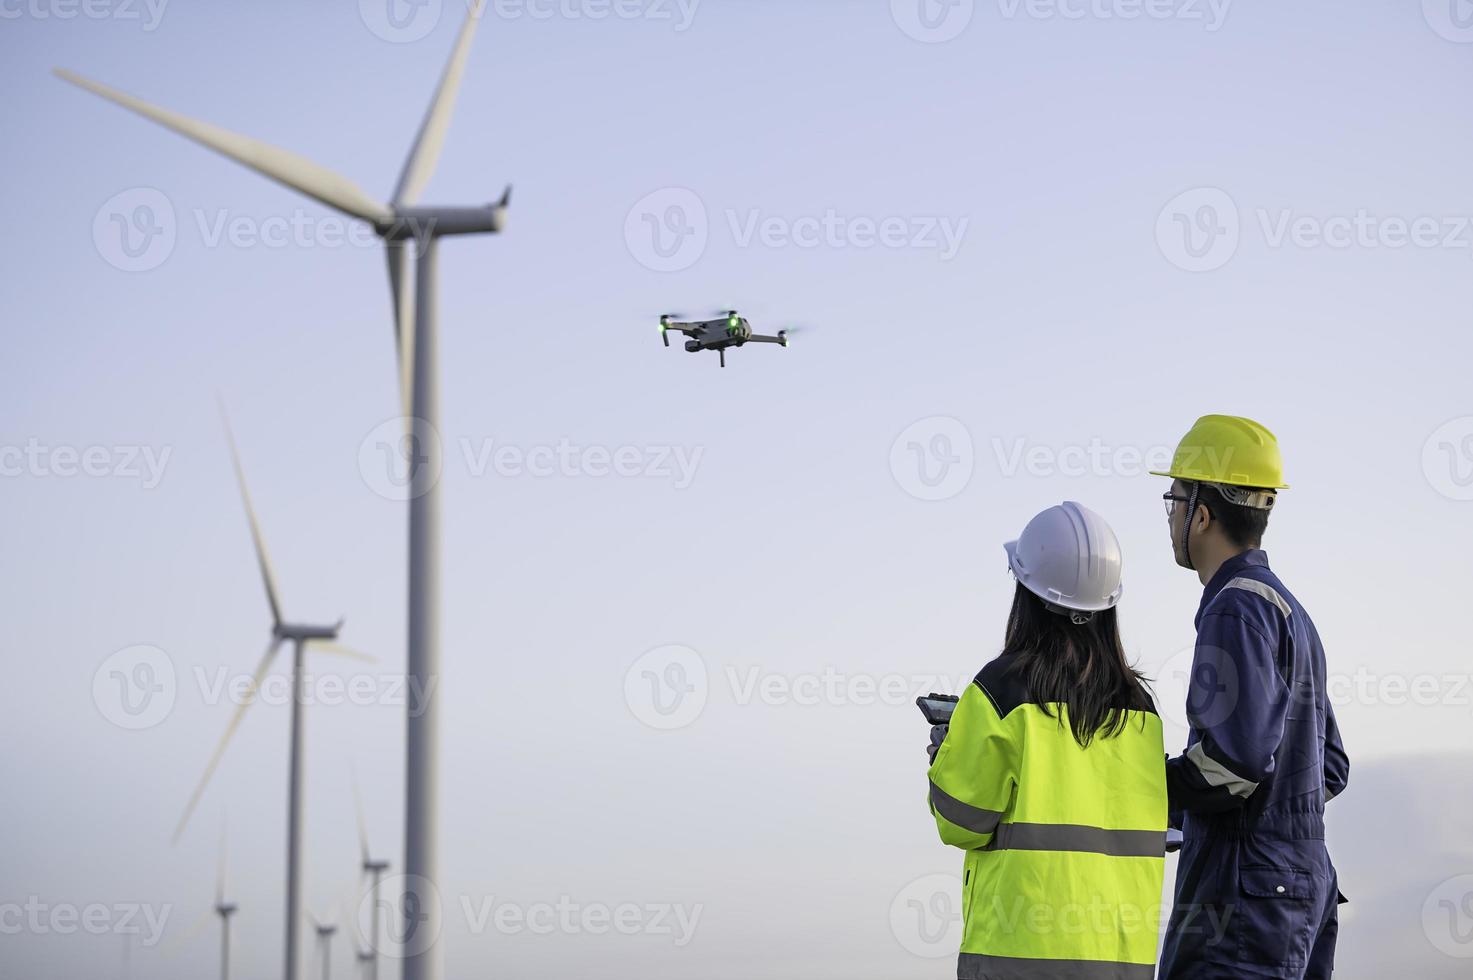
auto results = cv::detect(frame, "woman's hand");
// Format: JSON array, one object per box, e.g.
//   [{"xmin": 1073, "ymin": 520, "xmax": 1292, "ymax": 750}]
[{"xmin": 927, "ymin": 724, "xmax": 949, "ymax": 763}]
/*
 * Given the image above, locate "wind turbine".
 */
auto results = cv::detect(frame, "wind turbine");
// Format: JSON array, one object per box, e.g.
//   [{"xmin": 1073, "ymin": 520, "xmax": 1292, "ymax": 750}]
[
  {"xmin": 214, "ymin": 829, "xmax": 239, "ymax": 980},
  {"xmin": 57, "ymin": 8, "xmax": 506, "ymax": 978},
  {"xmin": 159, "ymin": 820, "xmax": 241, "ymax": 979},
  {"xmin": 168, "ymin": 406, "xmax": 371, "ymax": 980},
  {"xmin": 310, "ymin": 912, "xmax": 339, "ymax": 980},
  {"xmin": 355, "ymin": 942, "xmax": 376, "ymax": 980},
  {"xmin": 353, "ymin": 770, "xmax": 391, "ymax": 980}
]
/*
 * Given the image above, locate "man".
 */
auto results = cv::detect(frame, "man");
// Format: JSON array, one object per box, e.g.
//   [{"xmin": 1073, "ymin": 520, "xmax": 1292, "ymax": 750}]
[{"xmin": 1153, "ymin": 415, "xmax": 1349, "ymax": 979}]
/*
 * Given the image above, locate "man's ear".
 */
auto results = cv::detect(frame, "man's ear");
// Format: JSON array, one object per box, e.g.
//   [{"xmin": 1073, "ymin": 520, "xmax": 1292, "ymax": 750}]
[{"xmin": 1193, "ymin": 502, "xmax": 1212, "ymax": 536}]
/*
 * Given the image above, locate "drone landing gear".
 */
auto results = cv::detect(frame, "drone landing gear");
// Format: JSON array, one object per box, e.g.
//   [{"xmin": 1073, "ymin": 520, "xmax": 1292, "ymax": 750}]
[{"xmin": 719, "ymin": 349, "xmax": 726, "ymax": 368}]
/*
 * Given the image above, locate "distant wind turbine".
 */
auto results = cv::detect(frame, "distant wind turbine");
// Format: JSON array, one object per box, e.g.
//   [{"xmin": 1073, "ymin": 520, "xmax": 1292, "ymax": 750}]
[
  {"xmin": 168, "ymin": 405, "xmax": 372, "ymax": 980},
  {"xmin": 214, "ymin": 828, "xmax": 239, "ymax": 980},
  {"xmin": 355, "ymin": 941, "xmax": 376, "ymax": 980},
  {"xmin": 57, "ymin": 7, "xmax": 507, "ymax": 977},
  {"xmin": 310, "ymin": 912, "xmax": 339, "ymax": 980},
  {"xmin": 353, "ymin": 770, "xmax": 391, "ymax": 980}
]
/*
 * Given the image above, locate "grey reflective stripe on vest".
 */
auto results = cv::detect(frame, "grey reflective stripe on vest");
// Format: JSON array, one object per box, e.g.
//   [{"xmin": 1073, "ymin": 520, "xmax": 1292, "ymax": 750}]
[
  {"xmin": 1223, "ymin": 576, "xmax": 1292, "ymax": 619},
  {"xmin": 1186, "ymin": 741, "xmax": 1259, "ymax": 798},
  {"xmin": 987, "ymin": 822, "xmax": 1166, "ymax": 858},
  {"xmin": 959, "ymin": 952, "xmax": 1156, "ymax": 980},
  {"xmin": 930, "ymin": 781, "xmax": 1003, "ymax": 836}
]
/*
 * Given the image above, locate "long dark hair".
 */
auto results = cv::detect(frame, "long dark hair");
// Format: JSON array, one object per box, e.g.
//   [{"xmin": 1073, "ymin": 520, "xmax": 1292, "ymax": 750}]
[{"xmin": 1001, "ymin": 582, "xmax": 1152, "ymax": 746}]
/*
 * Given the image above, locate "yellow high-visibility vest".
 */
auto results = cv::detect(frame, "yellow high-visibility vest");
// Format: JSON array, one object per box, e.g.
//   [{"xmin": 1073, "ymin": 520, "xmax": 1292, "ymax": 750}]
[{"xmin": 928, "ymin": 654, "xmax": 1167, "ymax": 979}]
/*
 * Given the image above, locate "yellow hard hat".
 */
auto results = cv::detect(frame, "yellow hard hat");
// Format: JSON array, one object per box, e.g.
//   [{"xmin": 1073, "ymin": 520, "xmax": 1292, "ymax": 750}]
[{"xmin": 1150, "ymin": 414, "xmax": 1289, "ymax": 489}]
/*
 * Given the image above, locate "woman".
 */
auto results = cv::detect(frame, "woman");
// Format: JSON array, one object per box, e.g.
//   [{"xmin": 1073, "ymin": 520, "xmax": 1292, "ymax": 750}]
[{"xmin": 926, "ymin": 501, "xmax": 1167, "ymax": 980}]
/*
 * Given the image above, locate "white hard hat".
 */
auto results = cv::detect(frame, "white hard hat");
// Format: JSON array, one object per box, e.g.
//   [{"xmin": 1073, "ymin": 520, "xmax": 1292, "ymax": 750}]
[{"xmin": 1004, "ymin": 501, "xmax": 1124, "ymax": 616}]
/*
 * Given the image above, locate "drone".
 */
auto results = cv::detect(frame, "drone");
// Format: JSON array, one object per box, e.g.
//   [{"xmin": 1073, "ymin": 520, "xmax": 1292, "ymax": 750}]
[{"xmin": 658, "ymin": 311, "xmax": 792, "ymax": 368}]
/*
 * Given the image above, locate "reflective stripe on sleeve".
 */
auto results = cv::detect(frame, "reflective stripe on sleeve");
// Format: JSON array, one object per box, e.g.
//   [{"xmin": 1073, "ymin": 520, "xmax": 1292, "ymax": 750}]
[
  {"xmin": 929, "ymin": 780, "xmax": 1004, "ymax": 836},
  {"xmin": 1186, "ymin": 741, "xmax": 1259, "ymax": 798}
]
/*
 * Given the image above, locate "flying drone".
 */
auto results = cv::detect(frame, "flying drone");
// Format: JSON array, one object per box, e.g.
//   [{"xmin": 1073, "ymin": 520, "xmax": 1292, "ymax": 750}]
[{"xmin": 658, "ymin": 311, "xmax": 794, "ymax": 367}]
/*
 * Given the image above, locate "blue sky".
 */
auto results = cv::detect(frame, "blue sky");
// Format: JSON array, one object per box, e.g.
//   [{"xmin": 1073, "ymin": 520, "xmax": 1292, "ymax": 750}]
[{"xmin": 3, "ymin": 0, "xmax": 1473, "ymax": 976}]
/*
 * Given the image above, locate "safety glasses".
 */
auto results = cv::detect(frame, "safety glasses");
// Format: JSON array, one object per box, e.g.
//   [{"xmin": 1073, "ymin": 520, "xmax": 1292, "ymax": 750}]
[{"xmin": 1162, "ymin": 492, "xmax": 1190, "ymax": 518}]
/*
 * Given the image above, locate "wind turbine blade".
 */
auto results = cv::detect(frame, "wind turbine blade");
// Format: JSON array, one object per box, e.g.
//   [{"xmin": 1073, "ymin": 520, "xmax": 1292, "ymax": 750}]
[
  {"xmin": 385, "ymin": 241, "xmax": 415, "ymax": 420},
  {"xmin": 159, "ymin": 904, "xmax": 215, "ymax": 959},
  {"xmin": 352, "ymin": 766, "xmax": 371, "ymax": 866},
  {"xmin": 174, "ymin": 637, "xmax": 283, "ymax": 843},
  {"xmin": 218, "ymin": 400, "xmax": 283, "ymax": 627},
  {"xmin": 308, "ymin": 640, "xmax": 377, "ymax": 664},
  {"xmin": 54, "ymin": 69, "xmax": 391, "ymax": 226},
  {"xmin": 390, "ymin": 0, "xmax": 488, "ymax": 207}
]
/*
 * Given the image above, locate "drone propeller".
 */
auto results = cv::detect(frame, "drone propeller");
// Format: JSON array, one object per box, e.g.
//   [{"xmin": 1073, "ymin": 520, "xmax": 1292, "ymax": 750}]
[{"xmin": 778, "ymin": 325, "xmax": 810, "ymax": 347}]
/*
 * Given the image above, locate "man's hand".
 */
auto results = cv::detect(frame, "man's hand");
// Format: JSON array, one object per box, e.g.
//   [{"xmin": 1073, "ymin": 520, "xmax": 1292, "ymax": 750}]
[{"xmin": 927, "ymin": 724, "xmax": 949, "ymax": 763}]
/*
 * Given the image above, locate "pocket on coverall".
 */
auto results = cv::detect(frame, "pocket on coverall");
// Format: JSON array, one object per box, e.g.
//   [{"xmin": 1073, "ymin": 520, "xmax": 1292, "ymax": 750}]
[{"xmin": 1235, "ymin": 866, "xmax": 1316, "ymax": 975}]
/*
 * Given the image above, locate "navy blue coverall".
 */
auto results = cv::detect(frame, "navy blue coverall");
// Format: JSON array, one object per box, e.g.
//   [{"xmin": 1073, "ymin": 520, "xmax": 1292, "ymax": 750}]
[{"xmin": 1158, "ymin": 550, "xmax": 1350, "ymax": 979}]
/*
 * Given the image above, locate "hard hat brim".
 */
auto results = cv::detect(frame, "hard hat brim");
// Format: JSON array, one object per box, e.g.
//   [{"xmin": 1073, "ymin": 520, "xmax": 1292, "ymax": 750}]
[{"xmin": 1150, "ymin": 468, "xmax": 1290, "ymax": 490}]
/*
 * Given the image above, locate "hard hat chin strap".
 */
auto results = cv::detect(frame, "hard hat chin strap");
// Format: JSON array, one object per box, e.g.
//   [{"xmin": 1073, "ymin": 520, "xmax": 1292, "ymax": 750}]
[{"xmin": 1179, "ymin": 481, "xmax": 1202, "ymax": 571}]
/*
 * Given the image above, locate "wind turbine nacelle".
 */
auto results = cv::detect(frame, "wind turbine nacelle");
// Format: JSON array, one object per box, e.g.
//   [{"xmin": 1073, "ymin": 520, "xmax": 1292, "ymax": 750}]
[{"xmin": 391, "ymin": 196, "xmax": 509, "ymax": 239}]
